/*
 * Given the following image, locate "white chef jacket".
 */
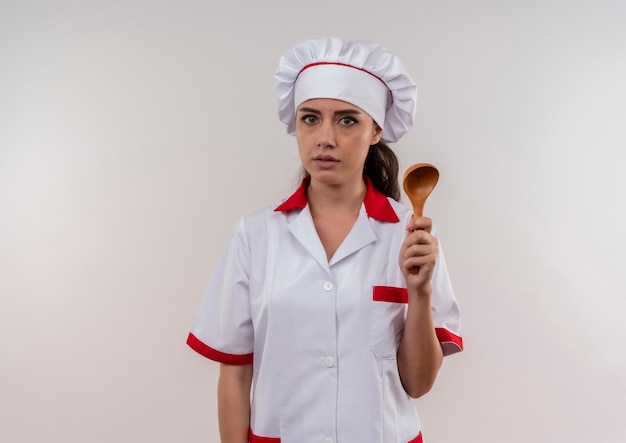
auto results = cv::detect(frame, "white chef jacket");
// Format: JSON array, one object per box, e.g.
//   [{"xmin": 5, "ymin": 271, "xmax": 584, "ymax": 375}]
[{"xmin": 188, "ymin": 177, "xmax": 463, "ymax": 443}]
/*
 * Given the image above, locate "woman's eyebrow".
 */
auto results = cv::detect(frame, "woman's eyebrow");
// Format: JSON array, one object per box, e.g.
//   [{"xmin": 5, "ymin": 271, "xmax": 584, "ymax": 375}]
[
  {"xmin": 297, "ymin": 107, "xmax": 363, "ymax": 116},
  {"xmin": 297, "ymin": 107, "xmax": 321, "ymax": 114}
]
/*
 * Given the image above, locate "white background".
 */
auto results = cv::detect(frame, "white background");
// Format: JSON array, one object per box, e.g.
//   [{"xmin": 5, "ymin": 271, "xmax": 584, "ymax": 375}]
[{"xmin": 1, "ymin": 1, "xmax": 625, "ymax": 442}]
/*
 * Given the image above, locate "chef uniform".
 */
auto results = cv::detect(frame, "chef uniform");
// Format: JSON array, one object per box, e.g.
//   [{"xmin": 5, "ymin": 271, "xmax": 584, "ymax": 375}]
[{"xmin": 187, "ymin": 37, "xmax": 463, "ymax": 443}]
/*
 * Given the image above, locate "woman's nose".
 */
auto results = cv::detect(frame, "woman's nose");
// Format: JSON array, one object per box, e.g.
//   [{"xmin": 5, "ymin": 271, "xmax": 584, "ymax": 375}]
[{"xmin": 316, "ymin": 120, "xmax": 336, "ymax": 147}]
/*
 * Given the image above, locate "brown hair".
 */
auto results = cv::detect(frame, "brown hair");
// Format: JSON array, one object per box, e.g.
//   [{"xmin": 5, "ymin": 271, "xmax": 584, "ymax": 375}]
[{"xmin": 363, "ymin": 141, "xmax": 401, "ymax": 201}]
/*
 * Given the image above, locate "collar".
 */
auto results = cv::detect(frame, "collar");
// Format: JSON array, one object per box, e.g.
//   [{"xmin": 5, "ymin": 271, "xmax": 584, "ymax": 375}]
[{"xmin": 274, "ymin": 176, "xmax": 399, "ymax": 223}]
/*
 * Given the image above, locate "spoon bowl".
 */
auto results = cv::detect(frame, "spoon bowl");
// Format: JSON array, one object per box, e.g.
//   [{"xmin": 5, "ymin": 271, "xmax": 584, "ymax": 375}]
[{"xmin": 402, "ymin": 163, "xmax": 439, "ymax": 218}]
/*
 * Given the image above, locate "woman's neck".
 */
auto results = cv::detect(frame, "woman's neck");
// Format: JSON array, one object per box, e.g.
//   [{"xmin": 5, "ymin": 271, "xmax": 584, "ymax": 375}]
[
  {"xmin": 306, "ymin": 176, "xmax": 367, "ymax": 261},
  {"xmin": 306, "ymin": 176, "xmax": 367, "ymax": 217}
]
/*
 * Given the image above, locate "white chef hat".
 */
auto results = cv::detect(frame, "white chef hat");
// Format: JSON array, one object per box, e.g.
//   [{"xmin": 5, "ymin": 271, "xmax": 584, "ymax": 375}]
[{"xmin": 274, "ymin": 37, "xmax": 417, "ymax": 143}]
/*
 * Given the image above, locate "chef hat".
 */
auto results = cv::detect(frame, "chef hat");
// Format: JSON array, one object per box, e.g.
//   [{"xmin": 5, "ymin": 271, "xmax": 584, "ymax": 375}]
[{"xmin": 274, "ymin": 37, "xmax": 417, "ymax": 143}]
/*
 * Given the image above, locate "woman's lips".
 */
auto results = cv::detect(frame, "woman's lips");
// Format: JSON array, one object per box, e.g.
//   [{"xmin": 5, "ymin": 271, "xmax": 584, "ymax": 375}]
[{"xmin": 313, "ymin": 156, "xmax": 339, "ymax": 168}]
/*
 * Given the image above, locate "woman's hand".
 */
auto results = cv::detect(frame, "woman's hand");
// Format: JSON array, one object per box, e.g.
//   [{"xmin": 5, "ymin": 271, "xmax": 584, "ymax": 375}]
[
  {"xmin": 399, "ymin": 216, "xmax": 438, "ymax": 294},
  {"xmin": 397, "ymin": 215, "xmax": 443, "ymax": 398}
]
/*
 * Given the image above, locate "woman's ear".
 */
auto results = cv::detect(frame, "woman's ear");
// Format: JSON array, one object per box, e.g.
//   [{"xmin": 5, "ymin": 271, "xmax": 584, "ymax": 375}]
[{"xmin": 372, "ymin": 124, "xmax": 383, "ymax": 145}]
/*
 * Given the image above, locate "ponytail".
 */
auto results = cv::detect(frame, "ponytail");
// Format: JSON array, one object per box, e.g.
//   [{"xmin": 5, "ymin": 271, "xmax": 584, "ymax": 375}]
[{"xmin": 363, "ymin": 142, "xmax": 401, "ymax": 201}]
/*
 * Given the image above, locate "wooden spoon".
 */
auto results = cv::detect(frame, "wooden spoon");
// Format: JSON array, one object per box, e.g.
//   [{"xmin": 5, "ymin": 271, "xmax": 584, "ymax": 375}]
[{"xmin": 402, "ymin": 163, "xmax": 439, "ymax": 274}]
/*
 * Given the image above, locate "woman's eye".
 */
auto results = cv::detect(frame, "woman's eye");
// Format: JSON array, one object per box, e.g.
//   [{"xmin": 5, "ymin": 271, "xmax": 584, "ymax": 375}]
[
  {"xmin": 302, "ymin": 115, "xmax": 318, "ymax": 124},
  {"xmin": 339, "ymin": 116, "xmax": 357, "ymax": 126}
]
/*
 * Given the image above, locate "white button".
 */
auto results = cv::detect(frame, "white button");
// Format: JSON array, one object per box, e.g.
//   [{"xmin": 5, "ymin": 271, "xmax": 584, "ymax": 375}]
[
  {"xmin": 323, "ymin": 281, "xmax": 334, "ymax": 291},
  {"xmin": 324, "ymin": 356, "xmax": 335, "ymax": 368},
  {"xmin": 324, "ymin": 438, "xmax": 333, "ymax": 443}
]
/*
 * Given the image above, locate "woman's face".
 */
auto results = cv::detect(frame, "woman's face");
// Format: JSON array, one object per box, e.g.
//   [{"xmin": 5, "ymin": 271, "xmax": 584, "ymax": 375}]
[{"xmin": 295, "ymin": 98, "xmax": 382, "ymax": 187}]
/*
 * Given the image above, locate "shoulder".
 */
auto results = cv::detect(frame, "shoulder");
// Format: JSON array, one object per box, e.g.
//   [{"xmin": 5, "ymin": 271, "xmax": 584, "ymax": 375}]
[{"xmin": 239, "ymin": 195, "xmax": 298, "ymax": 234}]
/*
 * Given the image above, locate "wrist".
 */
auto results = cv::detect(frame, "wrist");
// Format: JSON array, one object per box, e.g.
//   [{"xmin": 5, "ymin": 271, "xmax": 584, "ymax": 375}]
[{"xmin": 408, "ymin": 282, "xmax": 432, "ymax": 300}]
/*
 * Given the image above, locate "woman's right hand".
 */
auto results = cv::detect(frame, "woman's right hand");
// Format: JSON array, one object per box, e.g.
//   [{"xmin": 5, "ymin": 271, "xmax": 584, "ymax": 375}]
[{"xmin": 399, "ymin": 215, "xmax": 438, "ymax": 296}]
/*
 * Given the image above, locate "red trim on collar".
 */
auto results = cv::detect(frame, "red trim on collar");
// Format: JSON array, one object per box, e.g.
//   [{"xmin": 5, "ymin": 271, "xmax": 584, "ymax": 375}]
[
  {"xmin": 274, "ymin": 176, "xmax": 399, "ymax": 223},
  {"xmin": 363, "ymin": 177, "xmax": 400, "ymax": 222},
  {"xmin": 274, "ymin": 177, "xmax": 310, "ymax": 212}
]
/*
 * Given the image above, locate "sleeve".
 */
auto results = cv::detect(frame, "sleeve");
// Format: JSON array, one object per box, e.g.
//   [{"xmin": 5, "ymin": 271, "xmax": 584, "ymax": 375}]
[
  {"xmin": 186, "ymin": 218, "xmax": 254, "ymax": 365},
  {"xmin": 430, "ymin": 227, "xmax": 464, "ymax": 356}
]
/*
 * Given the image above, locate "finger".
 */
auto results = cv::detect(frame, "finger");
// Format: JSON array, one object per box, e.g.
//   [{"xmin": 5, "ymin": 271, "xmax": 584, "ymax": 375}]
[
  {"xmin": 402, "ymin": 255, "xmax": 436, "ymax": 276},
  {"xmin": 413, "ymin": 216, "xmax": 432, "ymax": 233},
  {"xmin": 402, "ymin": 251, "xmax": 437, "ymax": 271},
  {"xmin": 401, "ymin": 239, "xmax": 438, "ymax": 260},
  {"xmin": 405, "ymin": 215, "xmax": 416, "ymax": 232},
  {"xmin": 405, "ymin": 229, "xmax": 437, "ymax": 247},
  {"xmin": 406, "ymin": 216, "xmax": 432, "ymax": 233}
]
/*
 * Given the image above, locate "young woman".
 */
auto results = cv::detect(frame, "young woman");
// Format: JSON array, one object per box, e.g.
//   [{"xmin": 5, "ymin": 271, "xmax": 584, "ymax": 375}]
[{"xmin": 187, "ymin": 37, "xmax": 463, "ymax": 443}]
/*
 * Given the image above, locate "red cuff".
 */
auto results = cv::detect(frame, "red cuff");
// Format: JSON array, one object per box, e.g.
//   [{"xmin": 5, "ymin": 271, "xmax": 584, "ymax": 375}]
[
  {"xmin": 186, "ymin": 333, "xmax": 253, "ymax": 365},
  {"xmin": 435, "ymin": 328, "xmax": 463, "ymax": 355}
]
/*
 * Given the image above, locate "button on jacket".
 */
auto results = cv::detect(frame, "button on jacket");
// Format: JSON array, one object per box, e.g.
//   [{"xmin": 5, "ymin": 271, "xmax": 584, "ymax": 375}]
[{"xmin": 188, "ymin": 177, "xmax": 463, "ymax": 443}]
